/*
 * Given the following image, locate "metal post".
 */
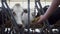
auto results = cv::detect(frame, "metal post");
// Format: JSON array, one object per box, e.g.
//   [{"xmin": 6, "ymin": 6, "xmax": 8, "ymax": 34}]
[{"xmin": 28, "ymin": 0, "xmax": 30, "ymax": 34}]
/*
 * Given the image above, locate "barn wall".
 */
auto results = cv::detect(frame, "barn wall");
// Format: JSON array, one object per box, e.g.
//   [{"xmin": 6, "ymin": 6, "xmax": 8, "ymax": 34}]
[
  {"xmin": 5, "ymin": 2, "xmax": 51, "ymax": 8},
  {"xmin": 0, "ymin": 2, "xmax": 51, "ymax": 13}
]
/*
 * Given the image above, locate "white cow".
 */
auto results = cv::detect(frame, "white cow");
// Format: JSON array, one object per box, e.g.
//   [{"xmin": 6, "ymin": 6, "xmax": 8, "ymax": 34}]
[
  {"xmin": 12, "ymin": 3, "xmax": 23, "ymax": 26},
  {"xmin": 12, "ymin": 3, "xmax": 36, "ymax": 28}
]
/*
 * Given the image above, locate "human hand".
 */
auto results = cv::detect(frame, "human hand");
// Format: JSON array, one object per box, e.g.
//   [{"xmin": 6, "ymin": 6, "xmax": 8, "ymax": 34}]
[
  {"xmin": 30, "ymin": 15, "xmax": 45, "ymax": 28},
  {"xmin": 35, "ymin": 15, "xmax": 46, "ymax": 24},
  {"xmin": 30, "ymin": 15, "xmax": 45, "ymax": 25}
]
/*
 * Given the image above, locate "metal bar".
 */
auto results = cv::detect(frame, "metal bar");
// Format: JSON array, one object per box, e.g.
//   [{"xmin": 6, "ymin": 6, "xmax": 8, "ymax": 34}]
[
  {"xmin": 1, "ymin": 0, "xmax": 21, "ymax": 34},
  {"xmin": 27, "ymin": 0, "xmax": 30, "ymax": 34},
  {"xmin": 1, "ymin": 0, "xmax": 20, "ymax": 31},
  {"xmin": 35, "ymin": 0, "xmax": 41, "ymax": 16}
]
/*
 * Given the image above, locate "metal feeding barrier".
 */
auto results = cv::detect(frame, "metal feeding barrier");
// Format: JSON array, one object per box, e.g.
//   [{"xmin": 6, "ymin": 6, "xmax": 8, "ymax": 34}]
[
  {"xmin": 1, "ymin": 0, "xmax": 18, "ymax": 29},
  {"xmin": 0, "ymin": 0, "xmax": 52, "ymax": 34},
  {"xmin": 0, "ymin": 0, "xmax": 22, "ymax": 34}
]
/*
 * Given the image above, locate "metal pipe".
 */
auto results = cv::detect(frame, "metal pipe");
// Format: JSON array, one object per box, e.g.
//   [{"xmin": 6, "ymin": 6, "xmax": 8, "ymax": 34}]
[
  {"xmin": 27, "ymin": 0, "xmax": 30, "ymax": 34},
  {"xmin": 1, "ymin": 0, "xmax": 19, "ymax": 31}
]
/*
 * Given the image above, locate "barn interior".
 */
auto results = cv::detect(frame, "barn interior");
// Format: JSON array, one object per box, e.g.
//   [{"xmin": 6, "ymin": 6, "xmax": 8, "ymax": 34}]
[{"xmin": 0, "ymin": 0, "xmax": 60, "ymax": 34}]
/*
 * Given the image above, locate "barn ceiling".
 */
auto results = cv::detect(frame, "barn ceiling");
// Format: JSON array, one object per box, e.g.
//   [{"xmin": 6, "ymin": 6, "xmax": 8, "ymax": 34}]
[{"xmin": 0, "ymin": 0, "xmax": 52, "ymax": 2}]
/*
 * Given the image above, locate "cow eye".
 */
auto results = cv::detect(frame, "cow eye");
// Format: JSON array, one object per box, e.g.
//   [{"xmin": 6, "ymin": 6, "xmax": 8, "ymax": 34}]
[{"xmin": 13, "ymin": 12, "xmax": 16, "ymax": 16}]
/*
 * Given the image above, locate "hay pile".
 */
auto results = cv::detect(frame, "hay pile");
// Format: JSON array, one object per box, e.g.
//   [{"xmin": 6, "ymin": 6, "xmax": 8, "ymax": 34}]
[{"xmin": 30, "ymin": 17, "xmax": 44, "ymax": 28}]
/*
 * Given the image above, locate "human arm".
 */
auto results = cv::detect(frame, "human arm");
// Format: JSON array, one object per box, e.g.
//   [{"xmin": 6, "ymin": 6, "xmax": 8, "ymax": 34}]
[{"xmin": 37, "ymin": 0, "xmax": 60, "ymax": 23}]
